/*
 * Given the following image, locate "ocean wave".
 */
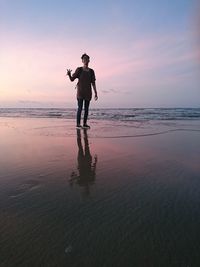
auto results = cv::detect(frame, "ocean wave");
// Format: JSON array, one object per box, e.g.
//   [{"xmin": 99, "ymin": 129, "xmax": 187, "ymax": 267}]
[{"xmin": 0, "ymin": 108, "xmax": 200, "ymax": 121}]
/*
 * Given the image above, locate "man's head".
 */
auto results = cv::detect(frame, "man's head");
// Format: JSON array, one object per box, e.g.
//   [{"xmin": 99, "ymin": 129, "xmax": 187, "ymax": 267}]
[{"xmin": 81, "ymin": 53, "xmax": 90, "ymax": 65}]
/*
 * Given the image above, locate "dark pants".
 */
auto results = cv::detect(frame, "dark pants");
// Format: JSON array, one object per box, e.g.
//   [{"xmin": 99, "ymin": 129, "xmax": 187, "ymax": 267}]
[{"xmin": 77, "ymin": 99, "xmax": 90, "ymax": 125}]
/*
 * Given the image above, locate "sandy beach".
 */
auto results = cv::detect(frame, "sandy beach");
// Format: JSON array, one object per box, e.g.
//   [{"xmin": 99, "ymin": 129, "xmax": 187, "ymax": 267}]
[{"xmin": 1, "ymin": 116, "xmax": 200, "ymax": 267}]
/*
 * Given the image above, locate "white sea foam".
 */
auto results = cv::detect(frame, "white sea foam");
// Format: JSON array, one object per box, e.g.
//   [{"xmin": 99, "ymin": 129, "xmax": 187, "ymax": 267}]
[{"xmin": 0, "ymin": 108, "xmax": 200, "ymax": 121}]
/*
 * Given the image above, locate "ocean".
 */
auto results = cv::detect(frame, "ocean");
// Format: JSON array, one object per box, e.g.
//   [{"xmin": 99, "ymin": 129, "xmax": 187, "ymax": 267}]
[
  {"xmin": 1, "ymin": 107, "xmax": 200, "ymax": 121},
  {"xmin": 1, "ymin": 107, "xmax": 200, "ymax": 267}
]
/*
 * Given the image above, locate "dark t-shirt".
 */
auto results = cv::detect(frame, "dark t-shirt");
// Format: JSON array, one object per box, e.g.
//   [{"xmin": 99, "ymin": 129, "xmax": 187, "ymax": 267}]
[{"xmin": 72, "ymin": 67, "xmax": 96, "ymax": 101}]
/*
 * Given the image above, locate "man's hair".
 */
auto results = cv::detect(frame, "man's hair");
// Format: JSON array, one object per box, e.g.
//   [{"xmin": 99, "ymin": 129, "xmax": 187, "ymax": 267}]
[{"xmin": 81, "ymin": 53, "xmax": 90, "ymax": 60}]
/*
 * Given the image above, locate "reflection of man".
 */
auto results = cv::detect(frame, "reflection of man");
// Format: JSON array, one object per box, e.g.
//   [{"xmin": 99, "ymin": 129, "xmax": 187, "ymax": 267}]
[{"xmin": 70, "ymin": 129, "xmax": 97, "ymax": 196}]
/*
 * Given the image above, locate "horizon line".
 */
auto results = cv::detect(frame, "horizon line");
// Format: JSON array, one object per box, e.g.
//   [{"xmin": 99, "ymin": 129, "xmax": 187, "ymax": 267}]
[{"xmin": 0, "ymin": 106, "xmax": 199, "ymax": 109}]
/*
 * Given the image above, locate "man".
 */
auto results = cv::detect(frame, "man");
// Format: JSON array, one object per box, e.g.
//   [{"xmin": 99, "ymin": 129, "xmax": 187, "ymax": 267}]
[{"xmin": 67, "ymin": 53, "xmax": 98, "ymax": 129}]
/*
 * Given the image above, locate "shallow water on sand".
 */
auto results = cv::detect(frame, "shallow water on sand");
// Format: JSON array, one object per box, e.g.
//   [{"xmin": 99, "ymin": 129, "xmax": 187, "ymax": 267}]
[{"xmin": 0, "ymin": 118, "xmax": 200, "ymax": 267}]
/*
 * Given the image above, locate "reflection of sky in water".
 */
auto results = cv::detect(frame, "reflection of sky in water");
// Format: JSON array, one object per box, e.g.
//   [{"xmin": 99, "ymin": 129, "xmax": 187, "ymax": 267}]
[
  {"xmin": 0, "ymin": 118, "xmax": 200, "ymax": 184},
  {"xmin": 0, "ymin": 118, "xmax": 200, "ymax": 179},
  {"xmin": 1, "ymin": 118, "xmax": 200, "ymax": 266}
]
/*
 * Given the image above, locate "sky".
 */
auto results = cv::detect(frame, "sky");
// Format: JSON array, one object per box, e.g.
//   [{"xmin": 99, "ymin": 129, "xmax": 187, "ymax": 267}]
[{"xmin": 0, "ymin": 0, "xmax": 200, "ymax": 108}]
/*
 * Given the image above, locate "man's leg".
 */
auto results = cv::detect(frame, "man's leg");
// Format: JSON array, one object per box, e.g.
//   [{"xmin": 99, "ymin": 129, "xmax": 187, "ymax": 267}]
[
  {"xmin": 83, "ymin": 100, "xmax": 90, "ymax": 126},
  {"xmin": 77, "ymin": 99, "xmax": 83, "ymax": 126}
]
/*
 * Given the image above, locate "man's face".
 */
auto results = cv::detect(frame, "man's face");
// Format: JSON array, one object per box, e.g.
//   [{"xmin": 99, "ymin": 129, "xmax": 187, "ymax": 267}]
[{"xmin": 82, "ymin": 56, "xmax": 90, "ymax": 64}]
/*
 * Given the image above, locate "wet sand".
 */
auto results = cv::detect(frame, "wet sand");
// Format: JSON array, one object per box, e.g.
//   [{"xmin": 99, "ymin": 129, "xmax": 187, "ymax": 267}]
[{"xmin": 0, "ymin": 117, "xmax": 200, "ymax": 267}]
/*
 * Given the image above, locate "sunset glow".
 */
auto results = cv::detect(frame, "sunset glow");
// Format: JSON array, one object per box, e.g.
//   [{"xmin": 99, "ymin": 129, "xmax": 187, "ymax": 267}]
[{"xmin": 0, "ymin": 0, "xmax": 199, "ymax": 108}]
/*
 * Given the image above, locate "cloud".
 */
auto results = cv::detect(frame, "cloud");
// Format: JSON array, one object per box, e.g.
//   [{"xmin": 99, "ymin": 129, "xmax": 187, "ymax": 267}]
[
  {"xmin": 101, "ymin": 88, "xmax": 119, "ymax": 94},
  {"xmin": 18, "ymin": 100, "xmax": 41, "ymax": 104},
  {"xmin": 93, "ymin": 30, "xmax": 199, "ymax": 89},
  {"xmin": 0, "ymin": 27, "xmax": 199, "ymax": 108}
]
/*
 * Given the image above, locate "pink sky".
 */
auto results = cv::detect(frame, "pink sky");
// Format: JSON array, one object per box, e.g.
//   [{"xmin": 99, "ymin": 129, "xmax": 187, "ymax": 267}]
[{"xmin": 0, "ymin": 1, "xmax": 199, "ymax": 108}]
